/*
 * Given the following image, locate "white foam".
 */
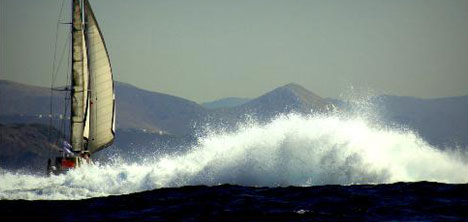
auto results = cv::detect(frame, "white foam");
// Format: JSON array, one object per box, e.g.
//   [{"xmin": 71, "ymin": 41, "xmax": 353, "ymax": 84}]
[{"xmin": 1, "ymin": 113, "xmax": 467, "ymax": 200}]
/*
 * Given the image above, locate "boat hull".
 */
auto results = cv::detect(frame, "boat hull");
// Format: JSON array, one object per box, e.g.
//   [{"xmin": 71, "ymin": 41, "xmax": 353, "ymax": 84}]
[{"xmin": 47, "ymin": 156, "xmax": 86, "ymax": 175}]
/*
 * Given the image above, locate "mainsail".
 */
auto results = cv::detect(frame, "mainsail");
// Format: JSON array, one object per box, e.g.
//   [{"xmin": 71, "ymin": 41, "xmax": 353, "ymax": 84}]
[
  {"xmin": 70, "ymin": 0, "xmax": 115, "ymax": 154},
  {"xmin": 70, "ymin": 0, "xmax": 87, "ymax": 152}
]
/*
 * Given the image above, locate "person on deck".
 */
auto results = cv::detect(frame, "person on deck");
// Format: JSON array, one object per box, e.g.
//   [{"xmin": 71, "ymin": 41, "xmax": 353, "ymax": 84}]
[{"xmin": 62, "ymin": 141, "xmax": 74, "ymax": 157}]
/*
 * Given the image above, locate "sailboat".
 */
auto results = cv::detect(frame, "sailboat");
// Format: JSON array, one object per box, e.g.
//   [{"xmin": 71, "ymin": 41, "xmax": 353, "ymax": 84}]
[{"xmin": 48, "ymin": 0, "xmax": 115, "ymax": 175}]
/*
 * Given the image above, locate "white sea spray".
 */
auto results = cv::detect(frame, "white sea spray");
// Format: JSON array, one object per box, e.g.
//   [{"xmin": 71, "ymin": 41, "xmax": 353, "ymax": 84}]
[{"xmin": 1, "ymin": 112, "xmax": 467, "ymax": 200}]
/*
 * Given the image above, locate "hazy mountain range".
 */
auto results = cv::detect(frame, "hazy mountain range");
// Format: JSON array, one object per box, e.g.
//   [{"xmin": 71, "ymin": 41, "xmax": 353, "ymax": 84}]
[
  {"xmin": 0, "ymin": 123, "xmax": 62, "ymax": 172},
  {"xmin": 0, "ymin": 80, "xmax": 330, "ymax": 136},
  {"xmin": 202, "ymin": 97, "xmax": 250, "ymax": 109},
  {"xmin": 0, "ymin": 80, "xmax": 330, "ymax": 172},
  {"xmin": 372, "ymin": 95, "xmax": 468, "ymax": 148},
  {"xmin": 1, "ymin": 79, "xmax": 467, "ymax": 172}
]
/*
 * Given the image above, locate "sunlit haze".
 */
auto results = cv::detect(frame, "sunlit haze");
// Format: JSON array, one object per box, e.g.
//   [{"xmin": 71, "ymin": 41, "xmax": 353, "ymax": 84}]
[{"xmin": 1, "ymin": 0, "xmax": 468, "ymax": 102}]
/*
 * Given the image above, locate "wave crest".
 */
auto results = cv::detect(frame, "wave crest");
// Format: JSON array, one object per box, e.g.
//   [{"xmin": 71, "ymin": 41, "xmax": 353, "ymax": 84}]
[{"xmin": 1, "ymin": 113, "xmax": 467, "ymax": 200}]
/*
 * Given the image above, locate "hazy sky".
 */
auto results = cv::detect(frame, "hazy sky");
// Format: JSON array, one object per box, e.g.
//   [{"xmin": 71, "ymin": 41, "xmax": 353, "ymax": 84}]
[{"xmin": 1, "ymin": 0, "xmax": 468, "ymax": 102}]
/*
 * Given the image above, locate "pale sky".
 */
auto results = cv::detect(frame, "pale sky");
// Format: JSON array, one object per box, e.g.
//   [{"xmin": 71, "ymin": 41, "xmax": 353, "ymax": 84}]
[{"xmin": 1, "ymin": 0, "xmax": 468, "ymax": 102}]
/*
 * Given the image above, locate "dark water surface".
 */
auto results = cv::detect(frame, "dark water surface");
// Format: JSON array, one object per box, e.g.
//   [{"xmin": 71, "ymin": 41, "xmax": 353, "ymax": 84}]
[{"xmin": 1, "ymin": 182, "xmax": 467, "ymax": 221}]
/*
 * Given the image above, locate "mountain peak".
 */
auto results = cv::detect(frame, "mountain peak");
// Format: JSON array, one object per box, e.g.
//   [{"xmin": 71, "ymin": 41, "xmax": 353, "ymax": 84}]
[
  {"xmin": 276, "ymin": 83, "xmax": 324, "ymax": 105},
  {"xmin": 282, "ymin": 82, "xmax": 303, "ymax": 90},
  {"xmin": 235, "ymin": 83, "xmax": 329, "ymax": 118}
]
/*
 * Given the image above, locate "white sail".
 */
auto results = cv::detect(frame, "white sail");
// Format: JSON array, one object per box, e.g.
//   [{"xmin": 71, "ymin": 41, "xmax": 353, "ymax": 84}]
[{"xmin": 84, "ymin": 0, "xmax": 115, "ymax": 154}]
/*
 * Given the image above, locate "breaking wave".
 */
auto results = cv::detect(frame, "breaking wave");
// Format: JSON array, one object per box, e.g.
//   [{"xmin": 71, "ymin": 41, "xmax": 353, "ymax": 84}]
[{"xmin": 1, "ymin": 112, "xmax": 468, "ymax": 200}]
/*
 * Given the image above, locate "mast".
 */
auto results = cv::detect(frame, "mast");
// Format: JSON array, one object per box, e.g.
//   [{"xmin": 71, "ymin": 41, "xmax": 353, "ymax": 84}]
[{"xmin": 70, "ymin": 0, "xmax": 88, "ymax": 152}]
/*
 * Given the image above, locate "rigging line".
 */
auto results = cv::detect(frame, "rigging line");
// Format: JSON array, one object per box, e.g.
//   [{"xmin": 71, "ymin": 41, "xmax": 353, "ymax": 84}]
[
  {"xmin": 62, "ymin": 30, "xmax": 73, "ymax": 143},
  {"xmin": 48, "ymin": 0, "xmax": 67, "ymax": 159},
  {"xmin": 51, "ymin": 0, "xmax": 67, "ymax": 85},
  {"xmin": 54, "ymin": 34, "xmax": 70, "ymax": 147},
  {"xmin": 61, "ymin": 0, "xmax": 73, "ymax": 144},
  {"xmin": 52, "ymin": 34, "xmax": 72, "ymax": 83}
]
